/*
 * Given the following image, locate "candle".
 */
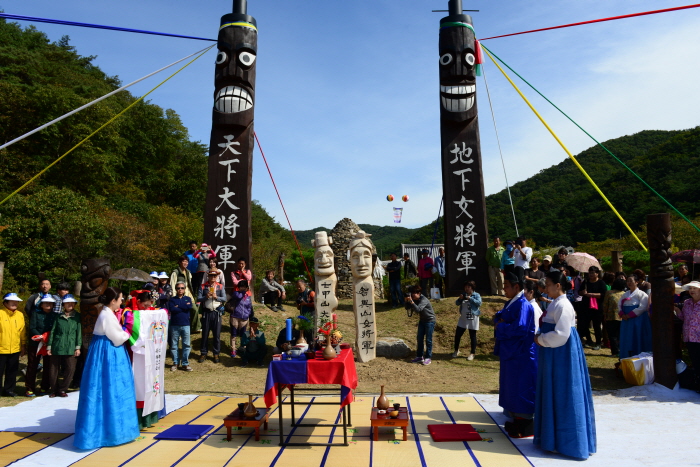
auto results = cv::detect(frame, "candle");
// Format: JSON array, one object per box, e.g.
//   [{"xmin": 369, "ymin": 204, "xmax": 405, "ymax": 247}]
[
  {"xmin": 286, "ymin": 318, "xmax": 292, "ymax": 342},
  {"xmin": 332, "ymin": 313, "xmax": 337, "ymax": 330}
]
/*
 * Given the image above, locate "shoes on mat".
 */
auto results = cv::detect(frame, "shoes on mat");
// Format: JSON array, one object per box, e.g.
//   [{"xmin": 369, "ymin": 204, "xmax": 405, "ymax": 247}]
[
  {"xmin": 49, "ymin": 393, "xmax": 56, "ymax": 398},
  {"xmin": 507, "ymin": 418, "xmax": 534, "ymax": 438},
  {"xmin": 422, "ymin": 358, "xmax": 432, "ymax": 365},
  {"xmin": 25, "ymin": 390, "xmax": 35, "ymax": 397},
  {"xmin": 58, "ymin": 391, "xmax": 68, "ymax": 398},
  {"xmin": 411, "ymin": 357, "xmax": 424, "ymax": 364},
  {"xmin": 451, "ymin": 351, "xmax": 460, "ymax": 358}
]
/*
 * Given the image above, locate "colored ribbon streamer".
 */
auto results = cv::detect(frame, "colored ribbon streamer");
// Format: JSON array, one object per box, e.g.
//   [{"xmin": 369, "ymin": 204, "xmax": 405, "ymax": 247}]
[
  {"xmin": 480, "ymin": 44, "xmax": 700, "ymax": 235},
  {"xmin": 0, "ymin": 45, "xmax": 215, "ymax": 208},
  {"xmin": 479, "ymin": 4, "xmax": 700, "ymax": 41},
  {"xmin": 0, "ymin": 13, "xmax": 216, "ymax": 41},
  {"xmin": 481, "ymin": 46, "xmax": 647, "ymax": 251},
  {"xmin": 0, "ymin": 46, "xmax": 214, "ymax": 152}
]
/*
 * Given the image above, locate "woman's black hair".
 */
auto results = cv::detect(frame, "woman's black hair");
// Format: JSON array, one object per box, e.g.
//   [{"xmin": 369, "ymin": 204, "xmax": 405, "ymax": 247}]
[
  {"xmin": 558, "ymin": 247, "xmax": 568, "ymax": 256},
  {"xmin": 238, "ymin": 280, "xmax": 249, "ymax": 288},
  {"xmin": 524, "ymin": 280, "xmax": 536, "ymax": 293},
  {"xmin": 611, "ymin": 278, "xmax": 627, "ymax": 291},
  {"xmin": 408, "ymin": 285, "xmax": 422, "ymax": 294},
  {"xmin": 627, "ymin": 274, "xmax": 638, "ymax": 282},
  {"xmin": 565, "ymin": 265, "xmax": 579, "ymax": 277},
  {"xmin": 179, "ymin": 255, "xmax": 189, "ymax": 263},
  {"xmin": 505, "ymin": 266, "xmax": 525, "ymax": 289},
  {"xmin": 98, "ymin": 287, "xmax": 122, "ymax": 305},
  {"xmin": 546, "ymin": 270, "xmax": 572, "ymax": 291},
  {"xmin": 237, "ymin": 257, "xmax": 247, "ymax": 263},
  {"xmin": 136, "ymin": 291, "xmax": 151, "ymax": 302},
  {"xmin": 588, "ymin": 266, "xmax": 601, "ymax": 275}
]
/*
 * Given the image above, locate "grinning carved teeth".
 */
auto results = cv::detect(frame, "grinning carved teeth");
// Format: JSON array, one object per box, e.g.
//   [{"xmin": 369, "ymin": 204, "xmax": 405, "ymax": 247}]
[
  {"xmin": 214, "ymin": 86, "xmax": 253, "ymax": 113},
  {"xmin": 441, "ymin": 95, "xmax": 475, "ymax": 112}
]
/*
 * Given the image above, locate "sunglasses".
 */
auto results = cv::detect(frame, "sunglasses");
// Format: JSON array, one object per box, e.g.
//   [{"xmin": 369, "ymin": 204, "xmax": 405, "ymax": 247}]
[{"xmin": 176, "ymin": 287, "xmax": 185, "ymax": 290}]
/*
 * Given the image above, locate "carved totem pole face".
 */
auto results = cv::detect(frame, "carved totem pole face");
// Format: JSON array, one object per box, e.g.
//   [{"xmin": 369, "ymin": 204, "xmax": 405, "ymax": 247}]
[
  {"xmin": 439, "ymin": 22, "xmax": 477, "ymax": 123},
  {"xmin": 315, "ymin": 246, "xmax": 335, "ymax": 276},
  {"xmin": 213, "ymin": 19, "xmax": 257, "ymax": 130}
]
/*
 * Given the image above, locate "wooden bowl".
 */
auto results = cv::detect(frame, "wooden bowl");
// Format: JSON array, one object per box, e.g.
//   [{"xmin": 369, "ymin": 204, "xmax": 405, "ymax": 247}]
[{"xmin": 389, "ymin": 410, "xmax": 399, "ymax": 418}]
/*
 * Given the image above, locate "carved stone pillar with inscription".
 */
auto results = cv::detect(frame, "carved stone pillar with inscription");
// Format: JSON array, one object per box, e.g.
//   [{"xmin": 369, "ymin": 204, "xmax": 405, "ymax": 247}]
[
  {"xmin": 203, "ymin": 0, "xmax": 257, "ymax": 288},
  {"xmin": 647, "ymin": 213, "xmax": 677, "ymax": 390},
  {"xmin": 312, "ymin": 232, "xmax": 338, "ymax": 339},
  {"xmin": 438, "ymin": 0, "xmax": 489, "ymax": 296},
  {"xmin": 349, "ymin": 231, "xmax": 376, "ymax": 363}
]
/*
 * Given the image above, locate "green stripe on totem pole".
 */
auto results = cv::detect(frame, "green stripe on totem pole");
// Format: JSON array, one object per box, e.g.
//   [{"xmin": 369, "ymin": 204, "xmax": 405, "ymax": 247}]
[
  {"xmin": 128, "ymin": 309, "xmax": 141, "ymax": 347},
  {"xmin": 440, "ymin": 22, "xmax": 476, "ymax": 34},
  {"xmin": 481, "ymin": 43, "xmax": 700, "ymax": 235}
]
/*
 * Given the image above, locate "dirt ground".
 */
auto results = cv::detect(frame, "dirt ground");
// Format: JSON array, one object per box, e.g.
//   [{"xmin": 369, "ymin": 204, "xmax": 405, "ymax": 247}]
[{"xmin": 0, "ymin": 294, "xmax": 630, "ymax": 408}]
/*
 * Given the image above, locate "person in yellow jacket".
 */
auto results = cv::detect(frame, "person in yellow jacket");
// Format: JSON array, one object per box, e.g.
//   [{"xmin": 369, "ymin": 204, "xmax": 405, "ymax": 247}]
[{"xmin": 0, "ymin": 293, "xmax": 27, "ymax": 397}]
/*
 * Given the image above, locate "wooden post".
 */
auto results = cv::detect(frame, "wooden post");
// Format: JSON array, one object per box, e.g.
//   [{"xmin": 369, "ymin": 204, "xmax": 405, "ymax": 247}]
[
  {"xmin": 278, "ymin": 252, "xmax": 286, "ymax": 283},
  {"xmin": 203, "ymin": 0, "xmax": 257, "ymax": 293},
  {"xmin": 439, "ymin": 1, "xmax": 490, "ymax": 296},
  {"xmin": 611, "ymin": 251, "xmax": 623, "ymax": 273},
  {"xmin": 0, "ymin": 262, "xmax": 4, "ymax": 295},
  {"xmin": 647, "ymin": 213, "xmax": 677, "ymax": 389}
]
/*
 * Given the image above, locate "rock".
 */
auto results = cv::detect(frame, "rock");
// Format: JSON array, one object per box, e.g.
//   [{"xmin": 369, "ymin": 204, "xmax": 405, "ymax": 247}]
[{"xmin": 376, "ymin": 337, "xmax": 411, "ymax": 359}]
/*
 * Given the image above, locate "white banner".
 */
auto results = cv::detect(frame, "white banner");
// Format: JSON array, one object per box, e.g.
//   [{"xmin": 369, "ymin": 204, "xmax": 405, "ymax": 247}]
[{"xmin": 131, "ymin": 309, "xmax": 168, "ymax": 416}]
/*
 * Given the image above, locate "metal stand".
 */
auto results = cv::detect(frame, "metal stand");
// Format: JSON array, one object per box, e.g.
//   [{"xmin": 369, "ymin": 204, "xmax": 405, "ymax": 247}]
[{"xmin": 276, "ymin": 384, "xmax": 352, "ymax": 446}]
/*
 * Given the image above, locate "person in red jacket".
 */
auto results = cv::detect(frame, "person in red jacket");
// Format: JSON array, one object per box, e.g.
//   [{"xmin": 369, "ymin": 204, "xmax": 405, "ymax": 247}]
[{"xmin": 417, "ymin": 249, "xmax": 435, "ymax": 298}]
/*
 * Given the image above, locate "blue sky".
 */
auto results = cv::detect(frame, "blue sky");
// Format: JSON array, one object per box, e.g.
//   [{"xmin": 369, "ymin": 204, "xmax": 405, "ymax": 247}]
[{"xmin": 2, "ymin": 1, "xmax": 699, "ymax": 232}]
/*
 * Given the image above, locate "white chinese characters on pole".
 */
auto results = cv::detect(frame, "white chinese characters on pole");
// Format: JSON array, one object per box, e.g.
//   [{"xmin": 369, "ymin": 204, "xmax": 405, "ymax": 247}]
[
  {"xmin": 349, "ymin": 230, "xmax": 376, "ymax": 363},
  {"xmin": 312, "ymin": 232, "xmax": 337, "ymax": 336}
]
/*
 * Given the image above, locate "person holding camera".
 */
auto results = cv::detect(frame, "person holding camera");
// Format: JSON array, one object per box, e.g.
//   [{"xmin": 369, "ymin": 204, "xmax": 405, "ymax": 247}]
[
  {"xmin": 197, "ymin": 269, "xmax": 226, "ymax": 364},
  {"xmin": 405, "ymin": 285, "xmax": 436, "ymax": 365},
  {"xmin": 513, "ymin": 237, "xmax": 533, "ymax": 270},
  {"xmin": 453, "ymin": 281, "xmax": 482, "ymax": 360}
]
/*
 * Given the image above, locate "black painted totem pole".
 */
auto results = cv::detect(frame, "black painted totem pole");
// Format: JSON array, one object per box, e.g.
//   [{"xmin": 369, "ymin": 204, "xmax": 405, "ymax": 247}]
[
  {"xmin": 203, "ymin": 0, "xmax": 257, "ymax": 288},
  {"xmin": 438, "ymin": 0, "xmax": 490, "ymax": 295}
]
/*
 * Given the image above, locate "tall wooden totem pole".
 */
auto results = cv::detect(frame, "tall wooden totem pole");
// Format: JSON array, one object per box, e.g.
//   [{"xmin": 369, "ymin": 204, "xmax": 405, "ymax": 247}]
[
  {"xmin": 203, "ymin": 0, "xmax": 257, "ymax": 285},
  {"xmin": 439, "ymin": 0, "xmax": 489, "ymax": 295}
]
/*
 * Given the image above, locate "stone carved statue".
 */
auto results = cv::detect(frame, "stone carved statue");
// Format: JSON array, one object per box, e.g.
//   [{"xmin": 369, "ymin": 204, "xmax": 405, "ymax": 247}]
[
  {"xmin": 349, "ymin": 230, "xmax": 376, "ymax": 362},
  {"xmin": 80, "ymin": 258, "xmax": 111, "ymax": 342},
  {"xmin": 312, "ymin": 232, "xmax": 338, "ymax": 335}
]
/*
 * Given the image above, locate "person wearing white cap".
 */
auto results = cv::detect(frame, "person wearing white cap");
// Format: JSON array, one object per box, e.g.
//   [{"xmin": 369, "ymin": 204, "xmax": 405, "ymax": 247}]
[
  {"xmin": 157, "ymin": 272, "xmax": 173, "ymax": 308},
  {"xmin": 0, "ymin": 293, "xmax": 26, "ymax": 397},
  {"xmin": 678, "ymin": 281, "xmax": 700, "ymax": 393},
  {"xmin": 144, "ymin": 272, "xmax": 160, "ymax": 293},
  {"xmin": 25, "ymin": 294, "xmax": 57, "ymax": 396},
  {"xmin": 46, "ymin": 295, "xmax": 81, "ymax": 397}
]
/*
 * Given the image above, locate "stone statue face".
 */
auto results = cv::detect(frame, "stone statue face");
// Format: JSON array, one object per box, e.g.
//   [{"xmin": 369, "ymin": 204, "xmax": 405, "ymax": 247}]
[
  {"xmin": 315, "ymin": 245, "xmax": 335, "ymax": 276},
  {"xmin": 350, "ymin": 245, "xmax": 372, "ymax": 279},
  {"xmin": 439, "ymin": 22, "xmax": 477, "ymax": 123}
]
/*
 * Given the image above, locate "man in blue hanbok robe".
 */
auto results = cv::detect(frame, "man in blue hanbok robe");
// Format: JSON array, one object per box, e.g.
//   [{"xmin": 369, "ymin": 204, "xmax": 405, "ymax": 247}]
[{"xmin": 494, "ymin": 268, "xmax": 537, "ymax": 438}]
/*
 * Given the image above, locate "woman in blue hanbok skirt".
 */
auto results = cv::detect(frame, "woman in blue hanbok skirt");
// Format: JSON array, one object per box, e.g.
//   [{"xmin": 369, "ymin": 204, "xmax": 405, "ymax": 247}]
[
  {"xmin": 74, "ymin": 287, "xmax": 140, "ymax": 450},
  {"xmin": 618, "ymin": 274, "xmax": 652, "ymax": 359},
  {"xmin": 534, "ymin": 270, "xmax": 596, "ymax": 459}
]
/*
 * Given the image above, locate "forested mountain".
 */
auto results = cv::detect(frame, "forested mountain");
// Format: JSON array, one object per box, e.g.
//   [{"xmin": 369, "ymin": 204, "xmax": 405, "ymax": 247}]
[{"xmin": 485, "ymin": 128, "xmax": 700, "ymax": 245}]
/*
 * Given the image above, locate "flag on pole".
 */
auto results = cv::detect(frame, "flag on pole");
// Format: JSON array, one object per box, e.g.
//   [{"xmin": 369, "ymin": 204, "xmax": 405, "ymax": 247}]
[{"xmin": 393, "ymin": 207, "xmax": 403, "ymax": 224}]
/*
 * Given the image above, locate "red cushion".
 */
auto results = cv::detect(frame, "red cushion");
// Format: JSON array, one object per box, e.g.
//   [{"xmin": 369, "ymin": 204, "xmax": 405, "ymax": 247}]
[{"xmin": 427, "ymin": 424, "xmax": 482, "ymax": 442}]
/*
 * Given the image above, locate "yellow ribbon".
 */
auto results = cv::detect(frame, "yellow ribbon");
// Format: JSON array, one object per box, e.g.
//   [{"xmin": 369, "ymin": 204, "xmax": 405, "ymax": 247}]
[{"xmin": 481, "ymin": 45, "xmax": 647, "ymax": 251}]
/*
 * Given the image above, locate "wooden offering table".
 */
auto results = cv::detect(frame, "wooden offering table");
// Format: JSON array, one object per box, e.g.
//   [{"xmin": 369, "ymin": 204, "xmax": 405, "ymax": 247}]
[
  {"xmin": 223, "ymin": 408, "xmax": 270, "ymax": 441},
  {"xmin": 370, "ymin": 407, "xmax": 408, "ymax": 441}
]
